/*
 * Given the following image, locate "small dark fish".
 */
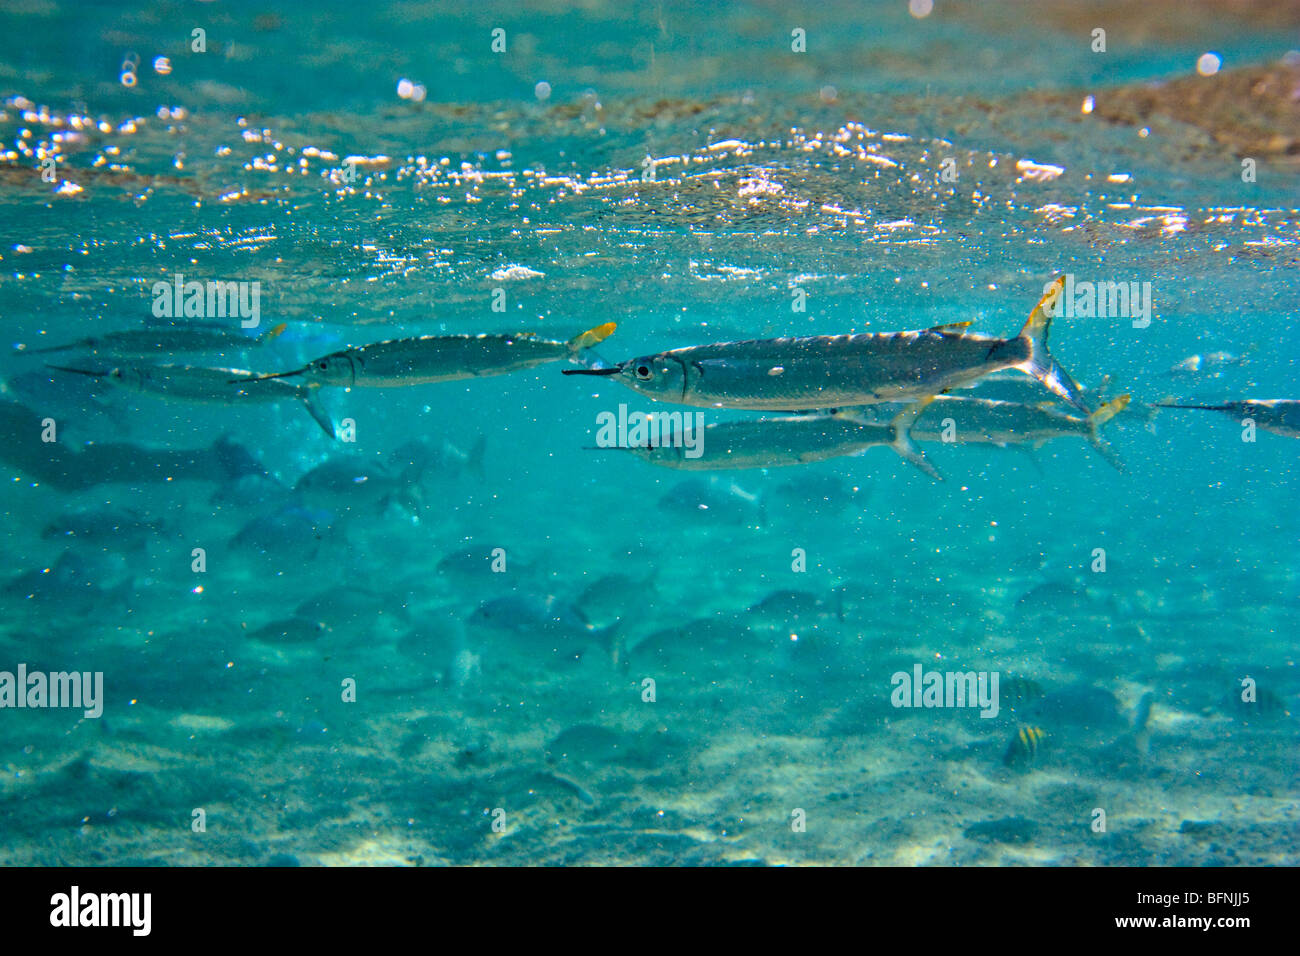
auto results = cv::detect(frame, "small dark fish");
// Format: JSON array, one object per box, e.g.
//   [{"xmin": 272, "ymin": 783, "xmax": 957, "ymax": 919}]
[
  {"xmin": 657, "ymin": 476, "xmax": 765, "ymax": 525},
  {"xmin": 466, "ymin": 594, "xmax": 619, "ymax": 661},
  {"xmin": 1023, "ymin": 686, "xmax": 1125, "ymax": 731},
  {"xmin": 229, "ymin": 505, "xmax": 340, "ymax": 557},
  {"xmin": 963, "ymin": 816, "xmax": 1039, "ymax": 844},
  {"xmin": 999, "ymin": 677, "xmax": 1046, "ymax": 711},
  {"xmin": 41, "ymin": 508, "xmax": 165, "ymax": 547},
  {"xmin": 389, "ymin": 436, "xmax": 486, "ymax": 481},
  {"xmin": 210, "ymin": 473, "xmax": 296, "ymax": 510},
  {"xmin": 436, "ymin": 546, "xmax": 518, "ymax": 584},
  {"xmin": 771, "ymin": 474, "xmax": 869, "ymax": 513},
  {"xmin": 246, "ymin": 616, "xmax": 329, "ymax": 644},
  {"xmin": 3, "ymin": 551, "xmax": 130, "ymax": 616},
  {"xmin": 294, "ymin": 456, "xmax": 422, "ymax": 514},
  {"xmin": 1003, "ymin": 725, "xmax": 1047, "ymax": 767},
  {"xmin": 294, "ymin": 587, "xmax": 410, "ymax": 630},
  {"xmin": 1227, "ymin": 679, "xmax": 1292, "ymax": 718},
  {"xmin": 576, "ymin": 571, "xmax": 657, "ymax": 629},
  {"xmin": 748, "ymin": 589, "xmax": 839, "ymax": 629}
]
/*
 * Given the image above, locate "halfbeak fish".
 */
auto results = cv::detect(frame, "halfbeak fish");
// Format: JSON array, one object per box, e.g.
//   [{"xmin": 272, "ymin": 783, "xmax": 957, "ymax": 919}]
[
  {"xmin": 1154, "ymin": 399, "xmax": 1300, "ymax": 439},
  {"xmin": 893, "ymin": 393, "xmax": 1132, "ymax": 471},
  {"xmin": 240, "ymin": 322, "xmax": 616, "ymax": 388},
  {"xmin": 616, "ymin": 400, "xmax": 943, "ymax": 479},
  {"xmin": 49, "ymin": 363, "xmax": 335, "ymax": 439},
  {"xmin": 564, "ymin": 279, "xmax": 1089, "ymax": 412},
  {"xmin": 21, "ymin": 322, "xmax": 286, "ymax": 358}
]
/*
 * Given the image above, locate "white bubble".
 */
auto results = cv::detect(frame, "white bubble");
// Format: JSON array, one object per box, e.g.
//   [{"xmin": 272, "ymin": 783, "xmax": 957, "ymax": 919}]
[
  {"xmin": 819, "ymin": 85, "xmax": 837, "ymax": 103},
  {"xmin": 909, "ymin": 0, "xmax": 934, "ymax": 18},
  {"xmin": 1196, "ymin": 52, "xmax": 1221, "ymax": 76},
  {"xmin": 534, "ymin": 80, "xmax": 551, "ymax": 101},
  {"xmin": 120, "ymin": 71, "xmax": 137, "ymax": 88},
  {"xmin": 397, "ymin": 78, "xmax": 414, "ymax": 99},
  {"xmin": 153, "ymin": 56, "xmax": 172, "ymax": 75}
]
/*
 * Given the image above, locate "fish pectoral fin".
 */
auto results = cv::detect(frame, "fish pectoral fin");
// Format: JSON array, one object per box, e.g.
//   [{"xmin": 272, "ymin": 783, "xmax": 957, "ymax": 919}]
[
  {"xmin": 301, "ymin": 393, "xmax": 336, "ymax": 440},
  {"xmin": 888, "ymin": 396, "xmax": 942, "ymax": 481}
]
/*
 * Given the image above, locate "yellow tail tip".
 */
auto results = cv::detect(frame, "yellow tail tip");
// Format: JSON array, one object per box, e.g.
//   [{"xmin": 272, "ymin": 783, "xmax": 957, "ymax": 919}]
[{"xmin": 571, "ymin": 322, "xmax": 617, "ymax": 350}]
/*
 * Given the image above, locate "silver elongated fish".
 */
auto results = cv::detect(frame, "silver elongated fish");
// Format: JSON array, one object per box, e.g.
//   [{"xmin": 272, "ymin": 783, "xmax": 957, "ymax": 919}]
[
  {"xmin": 564, "ymin": 279, "xmax": 1089, "ymax": 412},
  {"xmin": 894, "ymin": 393, "xmax": 1131, "ymax": 470},
  {"xmin": 1154, "ymin": 399, "xmax": 1300, "ymax": 438},
  {"xmin": 20, "ymin": 322, "xmax": 286, "ymax": 357},
  {"xmin": 621, "ymin": 402, "xmax": 941, "ymax": 479},
  {"xmin": 49, "ymin": 363, "xmax": 335, "ymax": 438},
  {"xmin": 242, "ymin": 322, "xmax": 616, "ymax": 387}
]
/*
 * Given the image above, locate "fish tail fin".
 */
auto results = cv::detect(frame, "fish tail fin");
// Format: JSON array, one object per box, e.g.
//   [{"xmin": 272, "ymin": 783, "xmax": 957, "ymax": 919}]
[
  {"xmin": 260, "ymin": 322, "xmax": 288, "ymax": 344},
  {"xmin": 888, "ymin": 397, "xmax": 943, "ymax": 481},
  {"xmin": 466, "ymin": 435, "xmax": 488, "ymax": 480},
  {"xmin": 594, "ymin": 620, "xmax": 624, "ymax": 668},
  {"xmin": 1085, "ymin": 394, "xmax": 1129, "ymax": 472},
  {"xmin": 300, "ymin": 391, "xmax": 335, "ymax": 439},
  {"xmin": 567, "ymin": 322, "xmax": 617, "ymax": 353},
  {"xmin": 1011, "ymin": 277, "xmax": 1091, "ymax": 413},
  {"xmin": 397, "ymin": 484, "xmax": 426, "ymax": 517}
]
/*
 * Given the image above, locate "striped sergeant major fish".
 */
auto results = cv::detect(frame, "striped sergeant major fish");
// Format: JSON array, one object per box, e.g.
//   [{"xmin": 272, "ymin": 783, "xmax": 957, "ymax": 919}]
[
  {"xmin": 620, "ymin": 401, "xmax": 941, "ymax": 479},
  {"xmin": 240, "ymin": 323, "xmax": 616, "ymax": 388},
  {"xmin": 1154, "ymin": 399, "xmax": 1300, "ymax": 439},
  {"xmin": 877, "ymin": 393, "xmax": 1131, "ymax": 470},
  {"xmin": 48, "ymin": 363, "xmax": 335, "ymax": 438},
  {"xmin": 18, "ymin": 321, "xmax": 287, "ymax": 358},
  {"xmin": 564, "ymin": 278, "xmax": 1089, "ymax": 412}
]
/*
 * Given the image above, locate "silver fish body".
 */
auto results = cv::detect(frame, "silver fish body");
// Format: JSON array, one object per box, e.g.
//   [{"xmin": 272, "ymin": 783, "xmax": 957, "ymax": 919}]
[
  {"xmin": 628, "ymin": 402, "xmax": 941, "ymax": 478},
  {"xmin": 567, "ymin": 280, "xmax": 1087, "ymax": 412},
  {"xmin": 49, "ymin": 363, "xmax": 335, "ymax": 439},
  {"xmin": 899, "ymin": 394, "xmax": 1130, "ymax": 470},
  {"xmin": 1157, "ymin": 399, "xmax": 1300, "ymax": 439},
  {"xmin": 251, "ymin": 322, "xmax": 616, "ymax": 388},
  {"xmin": 632, "ymin": 414, "xmax": 892, "ymax": 469},
  {"xmin": 21, "ymin": 322, "xmax": 285, "ymax": 358}
]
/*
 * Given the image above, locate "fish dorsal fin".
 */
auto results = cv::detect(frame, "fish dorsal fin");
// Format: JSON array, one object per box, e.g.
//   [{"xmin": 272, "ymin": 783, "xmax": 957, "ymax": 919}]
[{"xmin": 927, "ymin": 321, "xmax": 974, "ymax": 333}]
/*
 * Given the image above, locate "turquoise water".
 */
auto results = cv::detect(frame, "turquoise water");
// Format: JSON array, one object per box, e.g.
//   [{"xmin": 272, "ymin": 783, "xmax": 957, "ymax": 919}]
[{"xmin": 1, "ymin": 1, "xmax": 1297, "ymax": 865}]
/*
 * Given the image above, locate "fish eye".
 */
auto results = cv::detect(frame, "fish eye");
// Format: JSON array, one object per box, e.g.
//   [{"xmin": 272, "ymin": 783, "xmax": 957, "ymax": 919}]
[
  {"xmin": 316, "ymin": 359, "xmax": 329, "ymax": 370},
  {"xmin": 634, "ymin": 364, "xmax": 653, "ymax": 381}
]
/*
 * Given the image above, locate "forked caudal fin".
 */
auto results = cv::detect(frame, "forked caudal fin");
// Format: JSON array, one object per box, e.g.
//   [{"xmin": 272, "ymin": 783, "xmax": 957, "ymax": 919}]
[
  {"xmin": 259, "ymin": 322, "xmax": 288, "ymax": 344},
  {"xmin": 1085, "ymin": 394, "xmax": 1130, "ymax": 472},
  {"xmin": 1012, "ymin": 277, "xmax": 1091, "ymax": 414},
  {"xmin": 567, "ymin": 322, "xmax": 617, "ymax": 353}
]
